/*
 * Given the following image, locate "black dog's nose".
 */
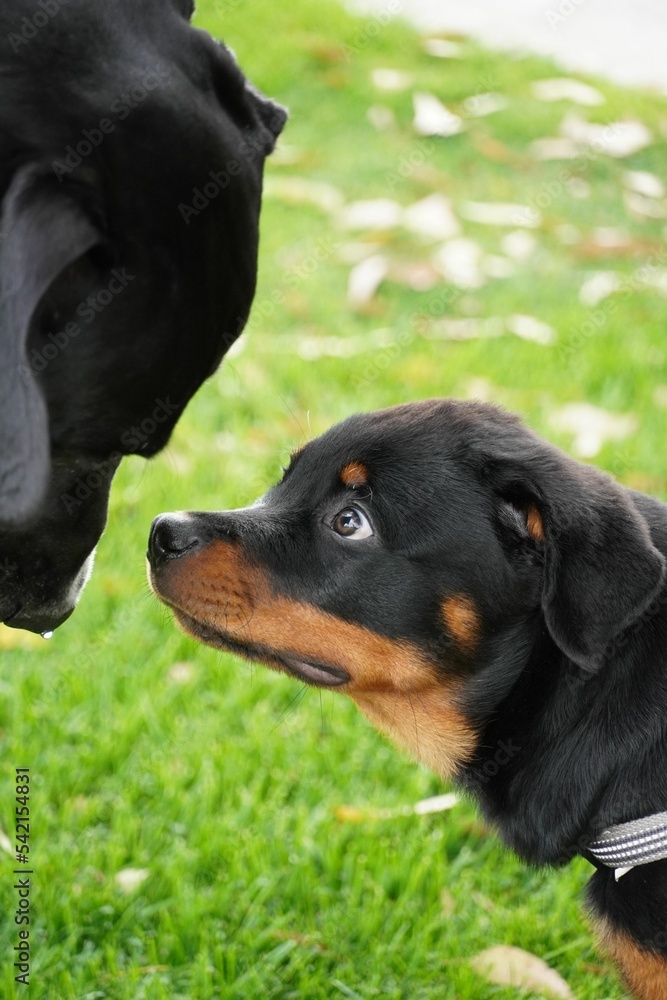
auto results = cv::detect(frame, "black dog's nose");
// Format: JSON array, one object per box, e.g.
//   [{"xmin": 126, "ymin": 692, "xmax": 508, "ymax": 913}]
[{"xmin": 148, "ymin": 514, "xmax": 204, "ymax": 567}]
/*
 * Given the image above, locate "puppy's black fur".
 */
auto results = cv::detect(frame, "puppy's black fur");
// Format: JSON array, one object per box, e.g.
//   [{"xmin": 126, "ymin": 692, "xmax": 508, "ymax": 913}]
[
  {"xmin": 149, "ymin": 399, "xmax": 667, "ymax": 998},
  {"xmin": 0, "ymin": 0, "xmax": 285, "ymax": 632}
]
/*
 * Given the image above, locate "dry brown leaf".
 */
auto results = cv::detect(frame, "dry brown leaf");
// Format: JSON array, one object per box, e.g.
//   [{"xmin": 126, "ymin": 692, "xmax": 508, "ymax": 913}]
[
  {"xmin": 413, "ymin": 93, "xmax": 464, "ymax": 137},
  {"xmin": 532, "ymin": 78, "xmax": 604, "ymax": 106},
  {"xmin": 471, "ymin": 945, "xmax": 575, "ymax": 999},
  {"xmin": 422, "ymin": 38, "xmax": 462, "ymax": 59}
]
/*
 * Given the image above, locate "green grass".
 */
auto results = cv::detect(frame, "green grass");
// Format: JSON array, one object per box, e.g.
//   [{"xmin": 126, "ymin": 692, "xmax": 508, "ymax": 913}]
[{"xmin": 2, "ymin": 0, "xmax": 667, "ymax": 995}]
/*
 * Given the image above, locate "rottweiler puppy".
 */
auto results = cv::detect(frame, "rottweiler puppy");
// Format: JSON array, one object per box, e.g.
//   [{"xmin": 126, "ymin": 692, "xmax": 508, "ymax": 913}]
[
  {"xmin": 0, "ymin": 0, "xmax": 285, "ymax": 633},
  {"xmin": 148, "ymin": 399, "xmax": 667, "ymax": 1000}
]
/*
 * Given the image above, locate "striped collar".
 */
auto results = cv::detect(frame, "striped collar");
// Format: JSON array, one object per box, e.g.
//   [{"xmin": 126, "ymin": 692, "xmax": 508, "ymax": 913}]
[{"xmin": 588, "ymin": 811, "xmax": 667, "ymax": 881}]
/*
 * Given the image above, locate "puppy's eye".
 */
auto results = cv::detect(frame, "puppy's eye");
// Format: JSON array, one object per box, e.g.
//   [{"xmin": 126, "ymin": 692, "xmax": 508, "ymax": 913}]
[{"xmin": 331, "ymin": 507, "xmax": 373, "ymax": 540}]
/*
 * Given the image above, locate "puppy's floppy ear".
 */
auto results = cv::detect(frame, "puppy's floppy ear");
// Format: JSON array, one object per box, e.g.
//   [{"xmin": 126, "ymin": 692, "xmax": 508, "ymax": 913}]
[
  {"xmin": 499, "ymin": 453, "xmax": 666, "ymax": 672},
  {"xmin": 0, "ymin": 165, "xmax": 102, "ymax": 524}
]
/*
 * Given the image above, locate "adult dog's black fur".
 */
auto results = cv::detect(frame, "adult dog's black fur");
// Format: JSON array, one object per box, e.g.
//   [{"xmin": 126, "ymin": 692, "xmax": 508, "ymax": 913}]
[
  {"xmin": 148, "ymin": 400, "xmax": 667, "ymax": 999},
  {"xmin": 0, "ymin": 0, "xmax": 285, "ymax": 633}
]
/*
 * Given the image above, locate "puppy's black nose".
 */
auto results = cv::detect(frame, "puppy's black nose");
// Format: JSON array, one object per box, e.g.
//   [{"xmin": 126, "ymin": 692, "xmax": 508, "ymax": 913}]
[{"xmin": 148, "ymin": 514, "xmax": 203, "ymax": 567}]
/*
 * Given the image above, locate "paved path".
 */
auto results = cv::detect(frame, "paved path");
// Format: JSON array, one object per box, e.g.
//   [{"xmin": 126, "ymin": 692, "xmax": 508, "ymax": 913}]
[{"xmin": 350, "ymin": 0, "xmax": 667, "ymax": 92}]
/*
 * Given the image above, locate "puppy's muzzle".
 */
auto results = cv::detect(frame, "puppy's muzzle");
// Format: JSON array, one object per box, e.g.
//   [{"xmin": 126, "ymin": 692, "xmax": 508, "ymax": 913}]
[{"xmin": 148, "ymin": 513, "xmax": 206, "ymax": 568}]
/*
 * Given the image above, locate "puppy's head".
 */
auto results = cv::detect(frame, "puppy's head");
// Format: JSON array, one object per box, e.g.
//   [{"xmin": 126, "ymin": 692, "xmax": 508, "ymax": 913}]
[
  {"xmin": 0, "ymin": 0, "xmax": 286, "ymax": 631},
  {"xmin": 148, "ymin": 400, "xmax": 665, "ymax": 776}
]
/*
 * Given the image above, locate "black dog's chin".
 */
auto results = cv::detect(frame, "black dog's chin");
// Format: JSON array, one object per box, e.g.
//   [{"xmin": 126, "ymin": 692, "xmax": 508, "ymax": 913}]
[{"xmin": 171, "ymin": 608, "xmax": 350, "ymax": 688}]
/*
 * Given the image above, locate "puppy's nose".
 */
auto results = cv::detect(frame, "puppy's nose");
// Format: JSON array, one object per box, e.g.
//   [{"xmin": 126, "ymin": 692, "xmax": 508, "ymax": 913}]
[{"xmin": 148, "ymin": 514, "xmax": 203, "ymax": 567}]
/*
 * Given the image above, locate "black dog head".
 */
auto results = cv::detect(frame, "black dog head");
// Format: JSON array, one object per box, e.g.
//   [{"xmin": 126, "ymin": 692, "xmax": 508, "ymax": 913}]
[
  {"xmin": 0, "ymin": 0, "xmax": 286, "ymax": 631},
  {"xmin": 148, "ymin": 400, "xmax": 665, "ymax": 776}
]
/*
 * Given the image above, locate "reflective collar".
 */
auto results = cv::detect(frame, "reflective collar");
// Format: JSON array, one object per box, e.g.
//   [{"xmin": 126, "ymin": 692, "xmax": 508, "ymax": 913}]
[{"xmin": 588, "ymin": 811, "xmax": 667, "ymax": 881}]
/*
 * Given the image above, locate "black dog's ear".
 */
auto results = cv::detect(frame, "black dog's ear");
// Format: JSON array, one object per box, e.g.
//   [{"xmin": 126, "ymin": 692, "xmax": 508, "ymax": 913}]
[
  {"xmin": 499, "ymin": 456, "xmax": 666, "ymax": 672},
  {"xmin": 0, "ymin": 165, "xmax": 102, "ymax": 523}
]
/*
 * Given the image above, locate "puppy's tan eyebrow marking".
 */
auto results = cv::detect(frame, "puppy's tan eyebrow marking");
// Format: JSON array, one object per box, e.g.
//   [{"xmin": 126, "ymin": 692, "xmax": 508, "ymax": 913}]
[
  {"xmin": 341, "ymin": 462, "xmax": 368, "ymax": 487},
  {"xmin": 442, "ymin": 595, "xmax": 480, "ymax": 652},
  {"xmin": 526, "ymin": 505, "xmax": 544, "ymax": 543}
]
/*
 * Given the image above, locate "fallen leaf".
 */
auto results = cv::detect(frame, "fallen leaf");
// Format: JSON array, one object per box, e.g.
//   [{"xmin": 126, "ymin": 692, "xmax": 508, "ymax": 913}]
[
  {"xmin": 339, "ymin": 198, "xmax": 403, "ymax": 230},
  {"xmin": 367, "ymin": 105, "xmax": 395, "ymax": 131},
  {"xmin": 639, "ymin": 268, "xmax": 667, "ymax": 295},
  {"xmin": 472, "ymin": 133, "xmax": 523, "ymax": 164},
  {"xmin": 560, "ymin": 113, "xmax": 652, "ymax": 158},
  {"xmin": 263, "ymin": 176, "xmax": 344, "ymax": 213},
  {"xmin": 462, "ymin": 93, "xmax": 508, "ymax": 117},
  {"xmin": 347, "ymin": 254, "xmax": 389, "ymax": 308},
  {"xmin": 168, "ymin": 662, "xmax": 195, "ymax": 684},
  {"xmin": 422, "ymin": 38, "xmax": 462, "ymax": 58},
  {"xmin": 460, "ymin": 201, "xmax": 541, "ymax": 228},
  {"xmin": 334, "ymin": 792, "xmax": 459, "ymax": 823},
  {"xmin": 440, "ymin": 889, "xmax": 456, "ymax": 917},
  {"xmin": 115, "ymin": 868, "xmax": 150, "ymax": 894},
  {"xmin": 269, "ymin": 144, "xmax": 308, "ymax": 168},
  {"xmin": 413, "ymin": 93, "xmax": 464, "ymax": 137},
  {"xmin": 530, "ymin": 137, "xmax": 580, "ymax": 160},
  {"xmin": 412, "ymin": 793, "xmax": 459, "ymax": 814},
  {"xmin": 555, "ymin": 223, "xmax": 581, "ymax": 244},
  {"xmin": 389, "ymin": 260, "xmax": 440, "ymax": 291},
  {"xmin": 507, "ymin": 314, "xmax": 555, "ymax": 345},
  {"xmin": 337, "ymin": 241, "xmax": 386, "ymax": 264},
  {"xmin": 482, "ymin": 255, "xmax": 515, "ymax": 278},
  {"xmin": 432, "ymin": 238, "xmax": 485, "ymax": 288},
  {"xmin": 567, "ymin": 176, "xmax": 590, "ymax": 199},
  {"xmin": 591, "ymin": 227, "xmax": 631, "ymax": 249},
  {"xmin": 501, "ymin": 230, "xmax": 537, "ymax": 260},
  {"xmin": 654, "ymin": 385, "xmax": 667, "ymax": 408},
  {"xmin": 403, "ymin": 193, "xmax": 460, "ymax": 242},
  {"xmin": 550, "ymin": 403, "xmax": 637, "ymax": 458},
  {"xmin": 424, "ymin": 317, "xmax": 504, "ymax": 341},
  {"xmin": 579, "ymin": 271, "xmax": 622, "ymax": 306},
  {"xmin": 624, "ymin": 169, "xmax": 665, "ymax": 199},
  {"xmin": 471, "ymin": 945, "xmax": 575, "ymax": 999},
  {"xmin": 371, "ymin": 67, "xmax": 413, "ymax": 92},
  {"xmin": 624, "ymin": 191, "xmax": 667, "ymax": 219},
  {"xmin": 532, "ymin": 78, "xmax": 605, "ymax": 106}
]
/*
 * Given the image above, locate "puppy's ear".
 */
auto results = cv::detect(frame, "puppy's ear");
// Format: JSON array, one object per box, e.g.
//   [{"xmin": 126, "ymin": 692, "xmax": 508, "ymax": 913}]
[
  {"xmin": 500, "ymin": 458, "xmax": 665, "ymax": 671},
  {"xmin": 0, "ymin": 165, "xmax": 102, "ymax": 523}
]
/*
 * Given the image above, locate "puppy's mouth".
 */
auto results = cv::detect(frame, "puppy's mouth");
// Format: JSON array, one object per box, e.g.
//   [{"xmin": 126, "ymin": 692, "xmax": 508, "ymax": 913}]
[{"xmin": 171, "ymin": 607, "xmax": 351, "ymax": 689}]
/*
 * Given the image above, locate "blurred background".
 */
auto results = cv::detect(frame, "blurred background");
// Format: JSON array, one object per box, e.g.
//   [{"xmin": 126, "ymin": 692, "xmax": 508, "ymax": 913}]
[{"xmin": 2, "ymin": 0, "xmax": 666, "ymax": 996}]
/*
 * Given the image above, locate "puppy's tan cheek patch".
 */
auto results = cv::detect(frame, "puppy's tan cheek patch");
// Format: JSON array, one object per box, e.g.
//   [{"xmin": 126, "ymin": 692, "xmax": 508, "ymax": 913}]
[
  {"xmin": 154, "ymin": 539, "xmax": 476, "ymax": 779},
  {"xmin": 596, "ymin": 920, "xmax": 667, "ymax": 1000},
  {"xmin": 442, "ymin": 594, "xmax": 480, "ymax": 653},
  {"xmin": 526, "ymin": 505, "xmax": 544, "ymax": 543},
  {"xmin": 341, "ymin": 462, "xmax": 368, "ymax": 487}
]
